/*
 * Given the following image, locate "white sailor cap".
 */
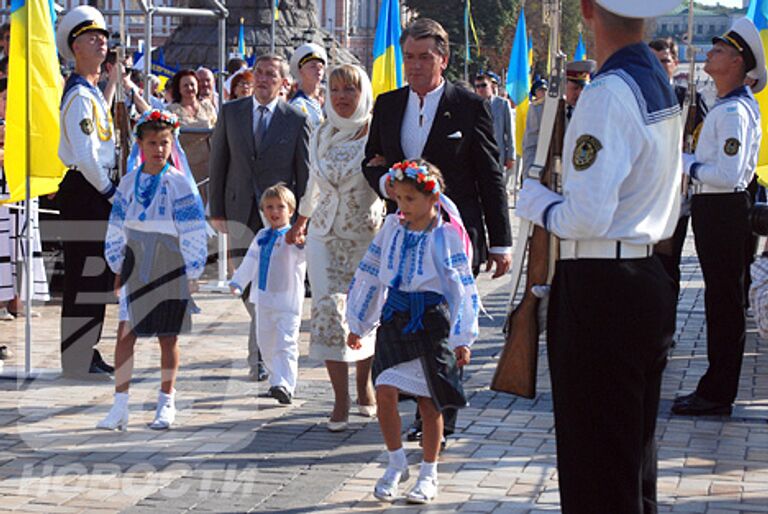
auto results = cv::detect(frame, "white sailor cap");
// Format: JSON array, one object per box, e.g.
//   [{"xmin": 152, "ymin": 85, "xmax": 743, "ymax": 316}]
[
  {"xmin": 289, "ymin": 43, "xmax": 327, "ymax": 80},
  {"xmin": 56, "ymin": 5, "xmax": 109, "ymax": 62},
  {"xmin": 713, "ymin": 17, "xmax": 768, "ymax": 94},
  {"xmin": 594, "ymin": 0, "xmax": 681, "ymax": 19}
]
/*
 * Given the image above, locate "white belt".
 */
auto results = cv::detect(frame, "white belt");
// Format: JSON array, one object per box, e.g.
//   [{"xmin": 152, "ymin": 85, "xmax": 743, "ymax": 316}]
[
  {"xmin": 559, "ymin": 240, "xmax": 653, "ymax": 260},
  {"xmin": 693, "ymin": 184, "xmax": 746, "ymax": 194}
]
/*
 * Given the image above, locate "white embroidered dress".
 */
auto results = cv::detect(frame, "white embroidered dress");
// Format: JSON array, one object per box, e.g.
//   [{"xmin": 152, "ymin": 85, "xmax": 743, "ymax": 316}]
[
  {"xmin": 346, "ymin": 214, "xmax": 479, "ymax": 396},
  {"xmin": 105, "ymin": 166, "xmax": 208, "ymax": 321}
]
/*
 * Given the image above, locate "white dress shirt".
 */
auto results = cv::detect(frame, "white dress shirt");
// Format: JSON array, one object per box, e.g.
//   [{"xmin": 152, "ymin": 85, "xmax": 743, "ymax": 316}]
[
  {"xmin": 400, "ymin": 81, "xmax": 446, "ymax": 160},
  {"xmin": 252, "ymin": 96, "xmax": 281, "ymax": 134}
]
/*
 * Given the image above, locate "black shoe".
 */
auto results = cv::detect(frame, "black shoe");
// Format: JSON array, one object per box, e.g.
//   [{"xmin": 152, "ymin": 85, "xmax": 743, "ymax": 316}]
[
  {"xmin": 91, "ymin": 350, "xmax": 114, "ymax": 374},
  {"xmin": 0, "ymin": 345, "xmax": 8, "ymax": 360},
  {"xmin": 61, "ymin": 366, "xmax": 113, "ymax": 382},
  {"xmin": 257, "ymin": 363, "xmax": 268, "ymax": 382},
  {"xmin": 672, "ymin": 391, "xmax": 697, "ymax": 406},
  {"xmin": 406, "ymin": 420, "xmax": 423, "ymax": 441},
  {"xmin": 270, "ymin": 386, "xmax": 292, "ymax": 405},
  {"xmin": 671, "ymin": 393, "xmax": 732, "ymax": 416}
]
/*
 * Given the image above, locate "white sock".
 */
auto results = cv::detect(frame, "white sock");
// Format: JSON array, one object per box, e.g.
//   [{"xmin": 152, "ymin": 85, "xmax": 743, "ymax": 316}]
[
  {"xmin": 420, "ymin": 460, "xmax": 438, "ymax": 478},
  {"xmin": 388, "ymin": 448, "xmax": 407, "ymax": 470}
]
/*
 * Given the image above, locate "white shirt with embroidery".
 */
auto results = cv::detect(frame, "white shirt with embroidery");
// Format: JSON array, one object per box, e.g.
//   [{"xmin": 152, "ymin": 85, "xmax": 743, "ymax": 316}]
[
  {"xmin": 104, "ymin": 166, "xmax": 208, "ymax": 279},
  {"xmin": 346, "ymin": 213, "xmax": 479, "ymax": 349},
  {"xmin": 229, "ymin": 226, "xmax": 307, "ymax": 315},
  {"xmin": 400, "ymin": 81, "xmax": 446, "ymax": 160}
]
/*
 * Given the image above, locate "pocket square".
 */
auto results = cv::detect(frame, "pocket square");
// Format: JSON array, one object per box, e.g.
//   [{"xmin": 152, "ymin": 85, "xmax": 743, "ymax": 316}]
[{"xmin": 447, "ymin": 131, "xmax": 463, "ymax": 139}]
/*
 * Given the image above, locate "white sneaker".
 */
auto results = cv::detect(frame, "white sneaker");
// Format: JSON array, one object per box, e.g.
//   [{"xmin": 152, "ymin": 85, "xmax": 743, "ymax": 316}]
[
  {"xmin": 406, "ymin": 475, "xmax": 438, "ymax": 504},
  {"xmin": 0, "ymin": 308, "xmax": 14, "ymax": 321},
  {"xmin": 373, "ymin": 466, "xmax": 410, "ymax": 502},
  {"xmin": 149, "ymin": 389, "xmax": 176, "ymax": 430},
  {"xmin": 96, "ymin": 392, "xmax": 130, "ymax": 431}
]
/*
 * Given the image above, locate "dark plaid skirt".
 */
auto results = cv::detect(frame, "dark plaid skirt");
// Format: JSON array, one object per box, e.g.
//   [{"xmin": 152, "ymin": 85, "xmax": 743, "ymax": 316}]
[
  {"xmin": 373, "ymin": 303, "xmax": 468, "ymax": 411},
  {"xmin": 122, "ymin": 229, "xmax": 192, "ymax": 337}
]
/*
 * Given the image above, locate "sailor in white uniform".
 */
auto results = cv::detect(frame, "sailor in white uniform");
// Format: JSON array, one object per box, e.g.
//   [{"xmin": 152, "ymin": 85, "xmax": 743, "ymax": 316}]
[
  {"xmin": 673, "ymin": 17, "xmax": 766, "ymax": 417},
  {"xmin": 515, "ymin": 1, "xmax": 683, "ymax": 511},
  {"xmin": 289, "ymin": 43, "xmax": 326, "ymax": 129},
  {"xmin": 56, "ymin": 5, "xmax": 117, "ymax": 379}
]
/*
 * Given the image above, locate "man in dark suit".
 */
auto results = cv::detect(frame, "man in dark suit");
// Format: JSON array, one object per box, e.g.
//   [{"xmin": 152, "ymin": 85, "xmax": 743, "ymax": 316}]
[
  {"xmin": 363, "ymin": 17, "xmax": 513, "ymax": 443},
  {"xmin": 209, "ymin": 54, "xmax": 310, "ymax": 383}
]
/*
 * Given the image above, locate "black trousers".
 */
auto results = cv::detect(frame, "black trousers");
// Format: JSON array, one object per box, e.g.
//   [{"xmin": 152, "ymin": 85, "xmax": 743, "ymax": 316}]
[
  {"xmin": 691, "ymin": 193, "xmax": 750, "ymax": 404},
  {"xmin": 58, "ymin": 172, "xmax": 114, "ymax": 374},
  {"xmin": 547, "ymin": 257, "xmax": 675, "ymax": 514}
]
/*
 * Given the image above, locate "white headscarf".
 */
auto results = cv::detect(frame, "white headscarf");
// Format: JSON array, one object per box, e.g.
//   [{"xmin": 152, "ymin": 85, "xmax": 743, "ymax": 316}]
[{"xmin": 311, "ymin": 64, "xmax": 373, "ymax": 163}]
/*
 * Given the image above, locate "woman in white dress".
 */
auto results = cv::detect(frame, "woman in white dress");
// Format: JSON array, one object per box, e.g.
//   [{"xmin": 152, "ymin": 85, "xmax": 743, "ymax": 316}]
[{"xmin": 287, "ymin": 64, "xmax": 383, "ymax": 431}]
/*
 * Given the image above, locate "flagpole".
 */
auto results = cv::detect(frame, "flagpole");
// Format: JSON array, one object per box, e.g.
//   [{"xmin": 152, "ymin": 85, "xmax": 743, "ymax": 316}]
[
  {"xmin": 24, "ymin": 5, "xmax": 31, "ymax": 378},
  {"xmin": 464, "ymin": 0, "xmax": 469, "ymax": 81},
  {"xmin": 270, "ymin": 0, "xmax": 276, "ymax": 53}
]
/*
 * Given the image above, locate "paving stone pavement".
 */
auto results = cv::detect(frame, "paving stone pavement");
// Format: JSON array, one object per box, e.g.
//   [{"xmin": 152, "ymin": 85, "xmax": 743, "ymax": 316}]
[{"xmin": 0, "ymin": 220, "xmax": 766, "ymax": 513}]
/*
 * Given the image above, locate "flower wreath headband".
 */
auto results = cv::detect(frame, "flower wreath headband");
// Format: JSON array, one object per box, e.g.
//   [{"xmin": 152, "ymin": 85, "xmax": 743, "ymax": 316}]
[
  {"xmin": 126, "ymin": 109, "xmax": 202, "ymax": 203},
  {"xmin": 386, "ymin": 161, "xmax": 441, "ymax": 195},
  {"xmin": 386, "ymin": 160, "xmax": 474, "ymax": 264},
  {"xmin": 134, "ymin": 108, "xmax": 182, "ymax": 137}
]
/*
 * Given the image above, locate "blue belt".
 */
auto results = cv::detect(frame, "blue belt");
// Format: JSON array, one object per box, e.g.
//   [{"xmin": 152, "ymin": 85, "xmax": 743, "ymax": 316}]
[{"xmin": 382, "ymin": 287, "xmax": 445, "ymax": 334}]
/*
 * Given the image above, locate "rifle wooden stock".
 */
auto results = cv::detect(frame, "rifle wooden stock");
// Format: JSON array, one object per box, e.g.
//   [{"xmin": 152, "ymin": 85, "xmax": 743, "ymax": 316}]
[
  {"xmin": 492, "ymin": 99, "xmax": 565, "ymax": 398},
  {"xmin": 115, "ymin": 101, "xmax": 130, "ymax": 177}
]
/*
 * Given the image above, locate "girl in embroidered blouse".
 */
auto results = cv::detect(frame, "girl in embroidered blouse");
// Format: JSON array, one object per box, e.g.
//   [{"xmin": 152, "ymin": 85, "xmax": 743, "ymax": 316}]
[
  {"xmin": 97, "ymin": 109, "xmax": 208, "ymax": 432},
  {"xmin": 229, "ymin": 184, "xmax": 307, "ymax": 406},
  {"xmin": 346, "ymin": 159, "xmax": 479, "ymax": 504}
]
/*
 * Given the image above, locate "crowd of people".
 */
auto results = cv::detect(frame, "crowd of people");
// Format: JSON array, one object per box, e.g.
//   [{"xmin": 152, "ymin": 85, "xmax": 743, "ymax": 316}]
[{"xmin": 1, "ymin": 0, "xmax": 765, "ymax": 510}]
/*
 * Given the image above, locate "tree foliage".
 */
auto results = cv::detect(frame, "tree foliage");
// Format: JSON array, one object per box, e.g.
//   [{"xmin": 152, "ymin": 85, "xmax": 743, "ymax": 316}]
[{"xmin": 404, "ymin": 0, "xmax": 593, "ymax": 82}]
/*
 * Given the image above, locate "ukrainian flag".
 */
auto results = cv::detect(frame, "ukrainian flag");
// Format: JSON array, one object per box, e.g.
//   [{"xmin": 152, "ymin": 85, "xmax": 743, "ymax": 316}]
[
  {"xmin": 574, "ymin": 33, "xmax": 586, "ymax": 61},
  {"xmin": 371, "ymin": 0, "xmax": 403, "ymax": 99},
  {"xmin": 238, "ymin": 18, "xmax": 246, "ymax": 58},
  {"xmin": 746, "ymin": 1, "xmax": 768, "ymax": 185},
  {"xmin": 506, "ymin": 8, "xmax": 530, "ymax": 157},
  {"xmin": 4, "ymin": 0, "xmax": 65, "ymax": 203}
]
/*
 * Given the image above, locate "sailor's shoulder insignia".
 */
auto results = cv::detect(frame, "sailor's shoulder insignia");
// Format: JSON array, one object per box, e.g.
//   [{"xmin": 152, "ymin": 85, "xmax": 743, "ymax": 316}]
[
  {"xmin": 572, "ymin": 134, "xmax": 602, "ymax": 171},
  {"xmin": 724, "ymin": 137, "xmax": 741, "ymax": 156},
  {"xmin": 80, "ymin": 118, "xmax": 94, "ymax": 135}
]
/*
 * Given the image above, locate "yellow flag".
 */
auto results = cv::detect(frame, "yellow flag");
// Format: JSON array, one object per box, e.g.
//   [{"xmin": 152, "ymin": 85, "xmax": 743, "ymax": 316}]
[{"xmin": 4, "ymin": 0, "xmax": 66, "ymax": 204}]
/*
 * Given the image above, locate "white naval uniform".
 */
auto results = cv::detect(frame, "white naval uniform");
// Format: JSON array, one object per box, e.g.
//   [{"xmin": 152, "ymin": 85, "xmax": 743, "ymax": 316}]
[
  {"xmin": 57, "ymin": 74, "xmax": 118, "ymax": 375},
  {"xmin": 289, "ymin": 92, "xmax": 324, "ymax": 130},
  {"xmin": 59, "ymin": 76, "xmax": 117, "ymax": 199},
  {"xmin": 230, "ymin": 227, "xmax": 306, "ymax": 394},
  {"xmin": 685, "ymin": 86, "xmax": 761, "ymax": 191},
  {"xmin": 515, "ymin": 42, "xmax": 682, "ymax": 512},
  {"xmin": 681, "ymin": 85, "xmax": 761, "ymax": 406}
]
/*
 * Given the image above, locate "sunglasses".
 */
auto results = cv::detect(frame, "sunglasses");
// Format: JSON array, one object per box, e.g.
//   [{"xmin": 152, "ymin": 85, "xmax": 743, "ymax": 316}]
[{"xmin": 474, "ymin": 83, "xmax": 490, "ymax": 88}]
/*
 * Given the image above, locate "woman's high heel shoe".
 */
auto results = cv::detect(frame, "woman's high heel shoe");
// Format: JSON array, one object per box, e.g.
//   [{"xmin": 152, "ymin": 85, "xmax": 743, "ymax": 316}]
[{"xmin": 96, "ymin": 392, "xmax": 130, "ymax": 431}]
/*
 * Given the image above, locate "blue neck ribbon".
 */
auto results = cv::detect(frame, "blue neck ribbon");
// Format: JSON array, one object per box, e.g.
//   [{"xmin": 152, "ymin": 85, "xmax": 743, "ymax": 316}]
[{"xmin": 257, "ymin": 226, "xmax": 291, "ymax": 291}]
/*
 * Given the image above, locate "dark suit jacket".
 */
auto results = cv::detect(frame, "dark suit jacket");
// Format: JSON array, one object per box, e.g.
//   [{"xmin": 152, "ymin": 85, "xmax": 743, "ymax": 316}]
[
  {"xmin": 209, "ymin": 97, "xmax": 310, "ymax": 244},
  {"xmin": 363, "ymin": 82, "xmax": 512, "ymax": 264}
]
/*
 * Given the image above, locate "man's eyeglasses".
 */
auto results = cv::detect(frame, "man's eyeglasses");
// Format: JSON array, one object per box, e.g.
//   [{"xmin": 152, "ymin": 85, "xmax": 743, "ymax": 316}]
[
  {"xmin": 474, "ymin": 83, "xmax": 489, "ymax": 89},
  {"xmin": 660, "ymin": 58, "xmax": 673, "ymax": 64}
]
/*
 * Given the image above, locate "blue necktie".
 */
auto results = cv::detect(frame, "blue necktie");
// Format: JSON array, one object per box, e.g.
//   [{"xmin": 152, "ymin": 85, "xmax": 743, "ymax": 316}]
[{"xmin": 254, "ymin": 105, "xmax": 268, "ymax": 150}]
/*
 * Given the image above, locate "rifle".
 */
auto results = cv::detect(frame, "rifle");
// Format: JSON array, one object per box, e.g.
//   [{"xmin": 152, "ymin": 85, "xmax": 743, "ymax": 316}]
[
  {"xmin": 491, "ymin": 0, "xmax": 566, "ymax": 398},
  {"xmin": 114, "ymin": 0, "xmax": 131, "ymax": 178}
]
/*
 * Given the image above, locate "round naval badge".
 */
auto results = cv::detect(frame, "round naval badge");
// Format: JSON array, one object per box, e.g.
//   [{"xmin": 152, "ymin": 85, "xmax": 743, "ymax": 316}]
[
  {"xmin": 572, "ymin": 134, "xmax": 603, "ymax": 171},
  {"xmin": 80, "ymin": 118, "xmax": 94, "ymax": 135},
  {"xmin": 724, "ymin": 138, "xmax": 741, "ymax": 156}
]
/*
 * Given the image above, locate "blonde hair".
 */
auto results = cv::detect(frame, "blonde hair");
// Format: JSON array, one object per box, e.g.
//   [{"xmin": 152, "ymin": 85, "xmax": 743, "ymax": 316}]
[
  {"xmin": 328, "ymin": 64, "xmax": 363, "ymax": 91},
  {"xmin": 260, "ymin": 183, "xmax": 296, "ymax": 212}
]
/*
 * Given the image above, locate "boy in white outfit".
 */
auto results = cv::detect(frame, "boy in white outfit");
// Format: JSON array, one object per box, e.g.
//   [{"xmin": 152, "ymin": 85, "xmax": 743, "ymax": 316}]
[{"xmin": 230, "ymin": 184, "xmax": 306, "ymax": 404}]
